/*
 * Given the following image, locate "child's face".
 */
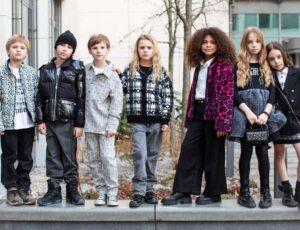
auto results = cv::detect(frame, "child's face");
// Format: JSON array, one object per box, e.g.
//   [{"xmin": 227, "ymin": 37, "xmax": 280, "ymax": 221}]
[
  {"xmin": 247, "ymin": 32, "xmax": 262, "ymax": 56},
  {"xmin": 138, "ymin": 39, "xmax": 154, "ymax": 62},
  {"xmin": 7, "ymin": 42, "xmax": 28, "ymax": 62},
  {"xmin": 267, "ymin": 49, "xmax": 285, "ymax": 71},
  {"xmin": 89, "ymin": 42, "xmax": 109, "ymax": 62},
  {"xmin": 56, "ymin": 43, "xmax": 73, "ymax": 61},
  {"xmin": 201, "ymin": 35, "xmax": 217, "ymax": 60}
]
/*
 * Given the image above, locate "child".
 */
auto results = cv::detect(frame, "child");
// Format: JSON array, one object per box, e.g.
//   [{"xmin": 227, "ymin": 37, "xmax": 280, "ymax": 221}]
[
  {"xmin": 84, "ymin": 34, "xmax": 123, "ymax": 207},
  {"xmin": 0, "ymin": 34, "xmax": 38, "ymax": 206},
  {"xmin": 266, "ymin": 41, "xmax": 300, "ymax": 208},
  {"xmin": 36, "ymin": 30, "xmax": 86, "ymax": 206},
  {"xmin": 162, "ymin": 27, "xmax": 236, "ymax": 205},
  {"xmin": 230, "ymin": 27, "xmax": 286, "ymax": 209},
  {"xmin": 120, "ymin": 34, "xmax": 174, "ymax": 208}
]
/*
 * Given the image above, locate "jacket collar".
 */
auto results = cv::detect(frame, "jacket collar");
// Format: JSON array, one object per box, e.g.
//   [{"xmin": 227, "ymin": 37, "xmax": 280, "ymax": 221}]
[
  {"xmin": 86, "ymin": 61, "xmax": 113, "ymax": 79},
  {"xmin": 50, "ymin": 57, "xmax": 72, "ymax": 68},
  {"xmin": 5, "ymin": 59, "xmax": 24, "ymax": 73}
]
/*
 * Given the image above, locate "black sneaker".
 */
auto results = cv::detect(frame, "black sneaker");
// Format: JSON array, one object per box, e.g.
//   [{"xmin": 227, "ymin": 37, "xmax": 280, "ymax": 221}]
[
  {"xmin": 37, "ymin": 180, "xmax": 62, "ymax": 206},
  {"xmin": 145, "ymin": 191, "xmax": 158, "ymax": 204},
  {"xmin": 129, "ymin": 194, "xmax": 144, "ymax": 208},
  {"xmin": 238, "ymin": 187, "xmax": 256, "ymax": 208},
  {"xmin": 195, "ymin": 195, "xmax": 221, "ymax": 205},
  {"xmin": 66, "ymin": 180, "xmax": 85, "ymax": 205},
  {"xmin": 259, "ymin": 187, "xmax": 272, "ymax": 209}
]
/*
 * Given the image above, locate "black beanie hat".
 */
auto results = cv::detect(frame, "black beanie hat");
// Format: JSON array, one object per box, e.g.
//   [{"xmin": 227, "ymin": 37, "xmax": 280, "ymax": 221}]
[{"xmin": 55, "ymin": 30, "xmax": 77, "ymax": 53}]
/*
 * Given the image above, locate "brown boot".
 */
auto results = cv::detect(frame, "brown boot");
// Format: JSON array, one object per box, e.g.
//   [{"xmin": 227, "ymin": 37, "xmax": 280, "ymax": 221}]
[
  {"xmin": 18, "ymin": 189, "xmax": 36, "ymax": 205},
  {"xmin": 7, "ymin": 188, "xmax": 24, "ymax": 206}
]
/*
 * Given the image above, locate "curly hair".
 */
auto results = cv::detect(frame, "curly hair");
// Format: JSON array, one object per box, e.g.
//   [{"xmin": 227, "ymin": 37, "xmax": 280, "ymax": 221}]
[
  {"xmin": 266, "ymin": 41, "xmax": 294, "ymax": 70},
  {"xmin": 237, "ymin": 27, "xmax": 273, "ymax": 88},
  {"xmin": 185, "ymin": 27, "xmax": 237, "ymax": 67}
]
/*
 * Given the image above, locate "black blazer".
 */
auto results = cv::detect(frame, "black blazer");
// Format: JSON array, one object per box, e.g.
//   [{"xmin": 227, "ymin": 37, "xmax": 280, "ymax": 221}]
[{"xmin": 275, "ymin": 67, "xmax": 300, "ymax": 116}]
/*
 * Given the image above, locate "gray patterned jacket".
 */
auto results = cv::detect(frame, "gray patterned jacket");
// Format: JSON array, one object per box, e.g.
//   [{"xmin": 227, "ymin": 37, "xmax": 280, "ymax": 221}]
[
  {"xmin": 0, "ymin": 61, "xmax": 39, "ymax": 131},
  {"xmin": 84, "ymin": 63, "xmax": 123, "ymax": 133}
]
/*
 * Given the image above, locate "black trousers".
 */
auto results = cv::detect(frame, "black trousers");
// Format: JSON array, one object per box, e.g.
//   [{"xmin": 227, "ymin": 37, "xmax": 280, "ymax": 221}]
[
  {"xmin": 45, "ymin": 122, "xmax": 78, "ymax": 186},
  {"xmin": 1, "ymin": 127, "xmax": 34, "ymax": 190},
  {"xmin": 239, "ymin": 139, "xmax": 269, "ymax": 188},
  {"xmin": 173, "ymin": 101, "xmax": 227, "ymax": 196}
]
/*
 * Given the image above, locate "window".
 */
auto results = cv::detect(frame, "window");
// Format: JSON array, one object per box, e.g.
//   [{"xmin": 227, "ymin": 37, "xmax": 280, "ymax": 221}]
[
  {"xmin": 12, "ymin": 0, "xmax": 37, "ymax": 68},
  {"xmin": 245, "ymin": 14, "xmax": 257, "ymax": 28},
  {"xmin": 282, "ymin": 14, "xmax": 299, "ymax": 29},
  {"xmin": 49, "ymin": 0, "xmax": 61, "ymax": 57}
]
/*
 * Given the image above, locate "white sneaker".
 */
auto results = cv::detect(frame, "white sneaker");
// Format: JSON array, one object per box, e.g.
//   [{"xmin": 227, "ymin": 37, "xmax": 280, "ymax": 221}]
[
  {"xmin": 95, "ymin": 194, "xmax": 106, "ymax": 206},
  {"xmin": 107, "ymin": 196, "xmax": 119, "ymax": 207}
]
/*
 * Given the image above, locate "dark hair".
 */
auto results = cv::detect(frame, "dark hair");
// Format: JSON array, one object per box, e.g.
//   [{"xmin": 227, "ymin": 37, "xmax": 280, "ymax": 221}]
[
  {"xmin": 266, "ymin": 41, "xmax": 294, "ymax": 68},
  {"xmin": 186, "ymin": 27, "xmax": 237, "ymax": 67}
]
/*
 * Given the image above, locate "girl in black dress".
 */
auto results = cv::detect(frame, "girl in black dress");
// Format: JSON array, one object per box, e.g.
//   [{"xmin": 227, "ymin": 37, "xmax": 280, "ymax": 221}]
[{"xmin": 267, "ymin": 41, "xmax": 300, "ymax": 208}]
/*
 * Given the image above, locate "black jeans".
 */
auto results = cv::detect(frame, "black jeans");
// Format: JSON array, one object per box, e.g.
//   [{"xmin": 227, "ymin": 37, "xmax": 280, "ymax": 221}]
[
  {"xmin": 45, "ymin": 122, "xmax": 78, "ymax": 186},
  {"xmin": 239, "ymin": 139, "xmax": 270, "ymax": 188},
  {"xmin": 172, "ymin": 100, "xmax": 227, "ymax": 196},
  {"xmin": 1, "ymin": 127, "xmax": 35, "ymax": 190}
]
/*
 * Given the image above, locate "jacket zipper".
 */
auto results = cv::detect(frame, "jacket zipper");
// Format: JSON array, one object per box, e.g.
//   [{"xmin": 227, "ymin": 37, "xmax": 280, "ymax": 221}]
[{"xmin": 53, "ymin": 69, "xmax": 59, "ymax": 121}]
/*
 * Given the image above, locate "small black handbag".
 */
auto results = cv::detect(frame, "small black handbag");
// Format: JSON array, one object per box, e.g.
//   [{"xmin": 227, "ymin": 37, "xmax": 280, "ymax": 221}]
[{"xmin": 245, "ymin": 125, "xmax": 269, "ymax": 145}]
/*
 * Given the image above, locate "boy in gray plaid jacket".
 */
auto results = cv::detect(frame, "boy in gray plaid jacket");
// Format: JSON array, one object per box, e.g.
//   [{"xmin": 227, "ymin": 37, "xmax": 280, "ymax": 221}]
[{"xmin": 84, "ymin": 34, "xmax": 123, "ymax": 207}]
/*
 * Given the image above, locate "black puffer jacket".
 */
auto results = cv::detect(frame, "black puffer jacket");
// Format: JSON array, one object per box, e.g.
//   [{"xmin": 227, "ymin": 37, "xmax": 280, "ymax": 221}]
[{"xmin": 36, "ymin": 58, "xmax": 86, "ymax": 127}]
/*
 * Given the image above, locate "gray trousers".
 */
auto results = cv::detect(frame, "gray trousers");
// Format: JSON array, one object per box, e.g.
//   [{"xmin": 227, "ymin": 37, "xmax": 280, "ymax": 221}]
[
  {"xmin": 45, "ymin": 122, "xmax": 78, "ymax": 186},
  {"xmin": 85, "ymin": 132, "xmax": 118, "ymax": 196},
  {"xmin": 130, "ymin": 123, "xmax": 162, "ymax": 196}
]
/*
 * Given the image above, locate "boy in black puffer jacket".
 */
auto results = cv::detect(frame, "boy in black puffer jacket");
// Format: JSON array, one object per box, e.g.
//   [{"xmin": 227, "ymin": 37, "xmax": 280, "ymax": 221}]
[{"xmin": 36, "ymin": 30, "xmax": 86, "ymax": 206}]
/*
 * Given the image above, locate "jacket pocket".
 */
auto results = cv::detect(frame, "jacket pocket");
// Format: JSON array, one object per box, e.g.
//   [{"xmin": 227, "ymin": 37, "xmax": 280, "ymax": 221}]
[{"xmin": 57, "ymin": 99, "xmax": 76, "ymax": 120}]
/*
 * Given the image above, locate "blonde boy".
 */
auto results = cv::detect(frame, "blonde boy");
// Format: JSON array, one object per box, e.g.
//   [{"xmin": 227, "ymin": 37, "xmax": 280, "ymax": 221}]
[
  {"xmin": 85, "ymin": 34, "xmax": 123, "ymax": 207},
  {"xmin": 0, "ymin": 34, "xmax": 38, "ymax": 206}
]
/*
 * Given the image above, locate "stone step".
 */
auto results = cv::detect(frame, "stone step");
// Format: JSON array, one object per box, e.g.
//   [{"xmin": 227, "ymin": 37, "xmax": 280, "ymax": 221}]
[{"xmin": 0, "ymin": 199, "xmax": 299, "ymax": 230}]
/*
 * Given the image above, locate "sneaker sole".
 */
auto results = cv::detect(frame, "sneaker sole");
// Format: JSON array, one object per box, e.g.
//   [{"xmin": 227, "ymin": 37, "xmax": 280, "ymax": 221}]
[
  {"xmin": 259, "ymin": 202, "xmax": 272, "ymax": 209},
  {"xmin": 24, "ymin": 200, "xmax": 36, "ymax": 205},
  {"xmin": 66, "ymin": 199, "xmax": 85, "ymax": 205},
  {"xmin": 162, "ymin": 197, "xmax": 192, "ymax": 205},
  {"xmin": 7, "ymin": 201, "xmax": 24, "ymax": 206},
  {"xmin": 107, "ymin": 203, "xmax": 119, "ymax": 207},
  {"xmin": 37, "ymin": 199, "xmax": 62, "ymax": 206}
]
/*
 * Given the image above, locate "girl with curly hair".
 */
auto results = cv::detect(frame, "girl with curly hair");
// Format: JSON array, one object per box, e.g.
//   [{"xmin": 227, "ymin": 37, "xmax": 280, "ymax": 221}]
[
  {"xmin": 230, "ymin": 27, "xmax": 286, "ymax": 209},
  {"xmin": 162, "ymin": 27, "xmax": 236, "ymax": 205}
]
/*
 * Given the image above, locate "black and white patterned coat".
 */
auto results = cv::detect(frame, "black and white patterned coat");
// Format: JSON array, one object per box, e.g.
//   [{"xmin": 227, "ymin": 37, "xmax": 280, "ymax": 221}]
[{"xmin": 120, "ymin": 67, "xmax": 173, "ymax": 125}]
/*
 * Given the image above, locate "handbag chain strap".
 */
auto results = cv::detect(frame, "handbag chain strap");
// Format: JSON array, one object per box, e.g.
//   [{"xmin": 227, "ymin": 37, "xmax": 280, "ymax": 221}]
[{"xmin": 275, "ymin": 84, "xmax": 300, "ymax": 126}]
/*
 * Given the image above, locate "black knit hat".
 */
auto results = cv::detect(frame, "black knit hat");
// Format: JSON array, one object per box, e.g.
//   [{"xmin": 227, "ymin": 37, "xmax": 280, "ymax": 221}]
[{"xmin": 55, "ymin": 30, "xmax": 77, "ymax": 53}]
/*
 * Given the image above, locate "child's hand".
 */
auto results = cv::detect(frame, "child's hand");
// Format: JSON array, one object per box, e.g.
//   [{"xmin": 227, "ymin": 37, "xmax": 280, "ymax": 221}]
[
  {"xmin": 0, "ymin": 131, "xmax": 4, "ymax": 135},
  {"xmin": 38, "ymin": 123, "xmax": 47, "ymax": 135},
  {"xmin": 245, "ymin": 111, "xmax": 257, "ymax": 125},
  {"xmin": 73, "ymin": 127, "xmax": 83, "ymax": 138},
  {"xmin": 111, "ymin": 65, "xmax": 122, "ymax": 75},
  {"xmin": 257, "ymin": 113, "xmax": 268, "ymax": 125},
  {"xmin": 216, "ymin": 131, "xmax": 227, "ymax": 138},
  {"xmin": 161, "ymin": 125, "xmax": 169, "ymax": 132},
  {"xmin": 105, "ymin": 130, "xmax": 116, "ymax": 138}
]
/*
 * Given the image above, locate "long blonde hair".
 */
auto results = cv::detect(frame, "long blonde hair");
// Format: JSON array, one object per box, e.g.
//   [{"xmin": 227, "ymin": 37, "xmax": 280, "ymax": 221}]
[
  {"xmin": 129, "ymin": 34, "xmax": 162, "ymax": 81},
  {"xmin": 237, "ymin": 27, "xmax": 273, "ymax": 88}
]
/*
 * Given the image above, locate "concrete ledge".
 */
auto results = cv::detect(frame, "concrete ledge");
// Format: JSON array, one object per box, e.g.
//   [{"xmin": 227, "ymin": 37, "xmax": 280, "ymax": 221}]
[{"xmin": 0, "ymin": 199, "xmax": 300, "ymax": 230}]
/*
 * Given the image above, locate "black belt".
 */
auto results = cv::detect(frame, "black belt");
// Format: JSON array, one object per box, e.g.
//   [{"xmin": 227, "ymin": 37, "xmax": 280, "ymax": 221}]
[{"xmin": 195, "ymin": 99, "xmax": 205, "ymax": 104}]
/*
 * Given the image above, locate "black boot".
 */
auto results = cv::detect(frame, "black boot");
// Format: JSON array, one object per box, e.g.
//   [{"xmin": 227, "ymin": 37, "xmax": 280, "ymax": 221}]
[
  {"xmin": 295, "ymin": 181, "xmax": 300, "ymax": 209},
  {"xmin": 259, "ymin": 186, "xmax": 272, "ymax": 209},
  {"xmin": 37, "ymin": 179, "xmax": 62, "ymax": 206},
  {"xmin": 278, "ymin": 181, "xmax": 297, "ymax": 207},
  {"xmin": 144, "ymin": 191, "xmax": 158, "ymax": 204},
  {"xmin": 66, "ymin": 180, "xmax": 85, "ymax": 205},
  {"xmin": 238, "ymin": 187, "xmax": 256, "ymax": 208},
  {"xmin": 161, "ymin": 192, "xmax": 192, "ymax": 205}
]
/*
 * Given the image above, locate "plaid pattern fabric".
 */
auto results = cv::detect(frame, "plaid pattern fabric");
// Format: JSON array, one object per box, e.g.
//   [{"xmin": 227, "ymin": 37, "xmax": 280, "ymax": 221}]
[{"xmin": 121, "ymin": 67, "xmax": 173, "ymax": 123}]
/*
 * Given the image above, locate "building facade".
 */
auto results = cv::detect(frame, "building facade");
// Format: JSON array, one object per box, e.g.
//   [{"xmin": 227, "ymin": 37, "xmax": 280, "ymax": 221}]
[{"xmin": 230, "ymin": 0, "xmax": 300, "ymax": 65}]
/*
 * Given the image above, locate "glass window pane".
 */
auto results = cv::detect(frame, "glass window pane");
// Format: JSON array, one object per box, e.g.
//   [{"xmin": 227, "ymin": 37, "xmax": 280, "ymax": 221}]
[
  {"xmin": 259, "ymin": 14, "xmax": 270, "ymax": 28},
  {"xmin": 245, "ymin": 14, "xmax": 257, "ymax": 28},
  {"xmin": 282, "ymin": 14, "xmax": 299, "ymax": 29}
]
